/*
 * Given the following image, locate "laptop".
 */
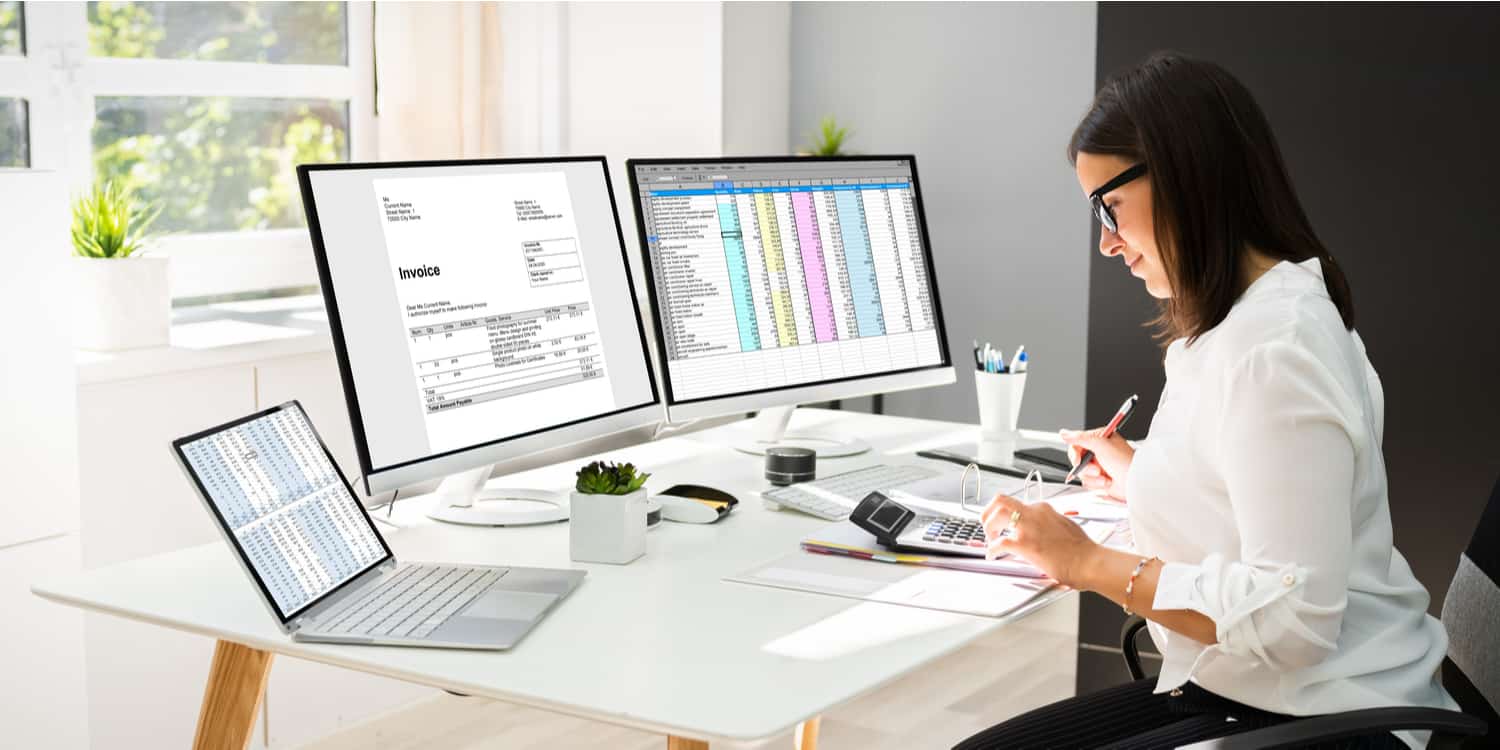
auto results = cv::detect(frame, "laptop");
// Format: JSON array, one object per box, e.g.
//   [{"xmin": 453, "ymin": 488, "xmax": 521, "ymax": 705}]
[{"xmin": 172, "ymin": 401, "xmax": 585, "ymax": 650}]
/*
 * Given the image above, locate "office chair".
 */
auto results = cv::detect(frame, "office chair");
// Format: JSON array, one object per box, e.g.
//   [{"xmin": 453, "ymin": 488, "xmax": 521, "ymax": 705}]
[{"xmin": 1119, "ymin": 475, "xmax": 1500, "ymax": 749}]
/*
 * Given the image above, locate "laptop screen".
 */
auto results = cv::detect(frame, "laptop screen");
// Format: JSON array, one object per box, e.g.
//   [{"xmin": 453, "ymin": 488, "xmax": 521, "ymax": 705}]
[{"xmin": 175, "ymin": 402, "xmax": 393, "ymax": 623}]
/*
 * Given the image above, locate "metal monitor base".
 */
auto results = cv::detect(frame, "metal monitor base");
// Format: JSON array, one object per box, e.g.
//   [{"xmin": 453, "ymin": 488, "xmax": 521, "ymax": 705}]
[
  {"xmin": 422, "ymin": 466, "xmax": 569, "ymax": 527},
  {"xmin": 731, "ymin": 405, "xmax": 871, "ymax": 458}
]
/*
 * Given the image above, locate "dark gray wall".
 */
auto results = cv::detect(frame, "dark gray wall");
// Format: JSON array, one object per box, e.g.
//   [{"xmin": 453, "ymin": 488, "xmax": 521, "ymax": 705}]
[
  {"xmin": 1079, "ymin": 1, "xmax": 1500, "ymax": 692},
  {"xmin": 790, "ymin": 1, "xmax": 1097, "ymax": 429}
]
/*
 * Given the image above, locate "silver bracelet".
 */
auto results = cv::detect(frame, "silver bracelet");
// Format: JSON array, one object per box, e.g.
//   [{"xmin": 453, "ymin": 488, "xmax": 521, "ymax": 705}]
[{"xmin": 1124, "ymin": 556, "xmax": 1160, "ymax": 615}]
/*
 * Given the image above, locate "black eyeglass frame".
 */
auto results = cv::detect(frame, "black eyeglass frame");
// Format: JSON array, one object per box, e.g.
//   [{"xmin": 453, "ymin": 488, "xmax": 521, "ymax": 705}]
[{"xmin": 1089, "ymin": 163, "xmax": 1147, "ymax": 233}]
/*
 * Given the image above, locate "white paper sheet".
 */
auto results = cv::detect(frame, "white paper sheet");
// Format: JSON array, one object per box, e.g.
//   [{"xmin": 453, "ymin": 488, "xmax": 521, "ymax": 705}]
[{"xmin": 727, "ymin": 551, "xmax": 1056, "ymax": 618}]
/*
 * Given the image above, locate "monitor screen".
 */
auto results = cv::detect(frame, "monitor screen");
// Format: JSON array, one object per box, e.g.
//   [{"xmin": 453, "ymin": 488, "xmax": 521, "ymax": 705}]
[
  {"xmin": 301, "ymin": 158, "xmax": 659, "ymax": 477},
  {"xmin": 628, "ymin": 157, "xmax": 950, "ymax": 405},
  {"xmin": 175, "ymin": 403, "xmax": 393, "ymax": 623}
]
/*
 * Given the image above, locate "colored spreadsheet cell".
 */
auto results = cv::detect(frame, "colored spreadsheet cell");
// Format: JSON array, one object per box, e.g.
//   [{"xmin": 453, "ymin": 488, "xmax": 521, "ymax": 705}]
[{"xmin": 639, "ymin": 164, "xmax": 944, "ymax": 402}]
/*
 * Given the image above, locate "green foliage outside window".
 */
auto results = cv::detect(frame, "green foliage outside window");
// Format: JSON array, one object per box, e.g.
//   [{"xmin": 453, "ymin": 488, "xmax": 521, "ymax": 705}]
[
  {"xmin": 88, "ymin": 1, "xmax": 345, "ymax": 64},
  {"xmin": 88, "ymin": 2, "xmax": 350, "ymax": 235},
  {"xmin": 0, "ymin": 2, "xmax": 22, "ymax": 56}
]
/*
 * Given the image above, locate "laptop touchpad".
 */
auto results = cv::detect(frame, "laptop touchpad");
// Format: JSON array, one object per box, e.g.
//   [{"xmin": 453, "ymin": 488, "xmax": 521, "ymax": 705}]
[{"xmin": 461, "ymin": 589, "xmax": 556, "ymax": 621}]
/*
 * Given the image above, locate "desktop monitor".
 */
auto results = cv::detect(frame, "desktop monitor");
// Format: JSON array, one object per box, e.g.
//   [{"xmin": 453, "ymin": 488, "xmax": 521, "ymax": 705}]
[
  {"xmin": 298, "ymin": 157, "xmax": 662, "ymax": 525},
  {"xmin": 626, "ymin": 156, "xmax": 955, "ymax": 456}
]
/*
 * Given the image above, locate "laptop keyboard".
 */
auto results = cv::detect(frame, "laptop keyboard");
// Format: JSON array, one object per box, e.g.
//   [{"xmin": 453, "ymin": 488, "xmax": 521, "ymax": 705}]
[
  {"xmin": 317, "ymin": 564, "xmax": 504, "ymax": 639},
  {"xmin": 763, "ymin": 464, "xmax": 938, "ymax": 520}
]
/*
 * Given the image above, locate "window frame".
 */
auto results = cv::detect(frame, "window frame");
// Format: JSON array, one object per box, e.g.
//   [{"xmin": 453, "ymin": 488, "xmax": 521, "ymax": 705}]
[{"xmin": 5, "ymin": 1, "xmax": 375, "ymax": 299}]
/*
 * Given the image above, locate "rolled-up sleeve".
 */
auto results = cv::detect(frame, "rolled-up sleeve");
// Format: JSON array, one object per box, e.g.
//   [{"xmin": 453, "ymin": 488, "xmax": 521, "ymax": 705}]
[{"xmin": 1153, "ymin": 340, "xmax": 1355, "ymax": 674}]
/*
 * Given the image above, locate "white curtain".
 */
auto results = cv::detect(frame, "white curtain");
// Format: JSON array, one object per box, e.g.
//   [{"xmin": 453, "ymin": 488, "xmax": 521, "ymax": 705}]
[{"xmin": 375, "ymin": 1, "xmax": 506, "ymax": 160}]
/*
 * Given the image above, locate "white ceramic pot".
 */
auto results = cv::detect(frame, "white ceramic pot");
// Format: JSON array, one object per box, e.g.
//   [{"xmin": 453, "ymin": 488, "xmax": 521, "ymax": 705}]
[
  {"xmin": 569, "ymin": 488, "xmax": 648, "ymax": 564},
  {"xmin": 72, "ymin": 255, "xmax": 170, "ymax": 351}
]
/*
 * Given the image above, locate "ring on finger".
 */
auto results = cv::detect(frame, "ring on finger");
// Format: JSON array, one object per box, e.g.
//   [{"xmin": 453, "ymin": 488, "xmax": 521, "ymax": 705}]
[{"xmin": 1007, "ymin": 510, "xmax": 1022, "ymax": 532}]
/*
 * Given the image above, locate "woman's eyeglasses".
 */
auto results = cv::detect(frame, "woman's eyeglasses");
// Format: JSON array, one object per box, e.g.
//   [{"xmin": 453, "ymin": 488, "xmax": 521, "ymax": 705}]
[{"xmin": 1089, "ymin": 163, "xmax": 1147, "ymax": 233}]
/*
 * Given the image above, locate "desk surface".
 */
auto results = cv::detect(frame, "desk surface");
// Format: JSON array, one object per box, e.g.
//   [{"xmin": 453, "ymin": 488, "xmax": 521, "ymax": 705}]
[{"xmin": 34, "ymin": 409, "xmax": 1071, "ymax": 744}]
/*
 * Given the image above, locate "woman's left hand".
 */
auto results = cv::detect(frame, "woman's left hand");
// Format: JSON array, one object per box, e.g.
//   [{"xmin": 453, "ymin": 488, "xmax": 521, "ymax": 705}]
[{"xmin": 981, "ymin": 493, "xmax": 1100, "ymax": 589}]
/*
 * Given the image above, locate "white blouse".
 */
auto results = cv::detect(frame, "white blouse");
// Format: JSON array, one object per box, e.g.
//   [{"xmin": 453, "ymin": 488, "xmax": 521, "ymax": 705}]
[{"xmin": 1125, "ymin": 258, "xmax": 1456, "ymax": 748}]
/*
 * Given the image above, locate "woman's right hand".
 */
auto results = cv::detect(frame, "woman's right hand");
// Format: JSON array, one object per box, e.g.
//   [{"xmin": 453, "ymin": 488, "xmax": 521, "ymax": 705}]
[{"xmin": 1060, "ymin": 427, "xmax": 1135, "ymax": 502}]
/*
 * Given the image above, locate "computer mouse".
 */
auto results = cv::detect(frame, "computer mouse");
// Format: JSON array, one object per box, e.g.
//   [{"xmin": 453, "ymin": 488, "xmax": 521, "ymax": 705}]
[{"xmin": 655, "ymin": 484, "xmax": 738, "ymax": 524}]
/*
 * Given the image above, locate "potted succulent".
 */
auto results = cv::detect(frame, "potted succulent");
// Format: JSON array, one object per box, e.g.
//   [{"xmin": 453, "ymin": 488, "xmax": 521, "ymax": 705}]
[
  {"xmin": 569, "ymin": 461, "xmax": 651, "ymax": 565},
  {"xmin": 70, "ymin": 180, "xmax": 169, "ymax": 351}
]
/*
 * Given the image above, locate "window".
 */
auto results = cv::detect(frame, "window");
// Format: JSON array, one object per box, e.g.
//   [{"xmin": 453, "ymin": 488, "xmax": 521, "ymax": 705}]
[
  {"xmin": 0, "ymin": 2, "xmax": 22, "ymax": 56},
  {"xmin": 3, "ymin": 2, "xmax": 374, "ymax": 299},
  {"xmin": 0, "ymin": 97, "xmax": 25, "ymax": 166},
  {"xmin": 0, "ymin": 3, "xmax": 27, "ymax": 167}
]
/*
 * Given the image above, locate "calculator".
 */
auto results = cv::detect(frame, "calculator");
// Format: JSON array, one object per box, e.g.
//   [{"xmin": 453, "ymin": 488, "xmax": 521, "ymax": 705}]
[{"xmin": 849, "ymin": 491, "xmax": 990, "ymax": 557}]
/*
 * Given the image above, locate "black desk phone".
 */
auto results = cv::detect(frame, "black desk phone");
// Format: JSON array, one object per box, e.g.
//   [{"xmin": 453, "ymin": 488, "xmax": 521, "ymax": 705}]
[{"xmin": 849, "ymin": 492, "xmax": 989, "ymax": 558}]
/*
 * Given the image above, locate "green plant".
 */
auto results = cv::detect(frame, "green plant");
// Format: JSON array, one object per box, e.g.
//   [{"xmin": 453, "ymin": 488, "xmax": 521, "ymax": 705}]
[
  {"xmin": 574, "ymin": 461, "xmax": 651, "ymax": 496},
  {"xmin": 804, "ymin": 116, "xmax": 852, "ymax": 156},
  {"xmin": 70, "ymin": 180, "xmax": 161, "ymax": 258}
]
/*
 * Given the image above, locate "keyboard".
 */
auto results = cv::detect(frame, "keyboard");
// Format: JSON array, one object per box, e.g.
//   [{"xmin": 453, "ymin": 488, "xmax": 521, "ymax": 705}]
[
  {"xmin": 896, "ymin": 513, "xmax": 989, "ymax": 556},
  {"xmin": 763, "ymin": 463, "xmax": 938, "ymax": 520},
  {"xmin": 316, "ymin": 563, "xmax": 504, "ymax": 640}
]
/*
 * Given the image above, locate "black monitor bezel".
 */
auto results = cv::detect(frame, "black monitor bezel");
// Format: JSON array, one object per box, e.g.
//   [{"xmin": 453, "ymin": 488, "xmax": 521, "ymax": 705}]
[
  {"xmin": 171, "ymin": 400, "xmax": 396, "ymax": 625},
  {"xmin": 297, "ymin": 156, "xmax": 662, "ymax": 493},
  {"xmin": 625, "ymin": 154, "xmax": 954, "ymax": 407}
]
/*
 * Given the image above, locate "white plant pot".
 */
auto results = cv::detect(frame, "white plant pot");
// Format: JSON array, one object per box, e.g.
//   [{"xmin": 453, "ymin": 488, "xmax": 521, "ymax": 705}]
[
  {"xmin": 569, "ymin": 489, "xmax": 648, "ymax": 565},
  {"xmin": 72, "ymin": 255, "xmax": 171, "ymax": 352}
]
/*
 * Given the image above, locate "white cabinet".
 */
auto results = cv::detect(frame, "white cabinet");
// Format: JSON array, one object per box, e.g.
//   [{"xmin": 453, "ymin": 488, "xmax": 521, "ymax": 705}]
[{"xmin": 77, "ymin": 365, "xmax": 256, "ymax": 569}]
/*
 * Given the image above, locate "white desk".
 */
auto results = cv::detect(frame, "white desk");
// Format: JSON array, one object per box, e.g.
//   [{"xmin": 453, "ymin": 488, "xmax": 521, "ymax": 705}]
[{"xmin": 34, "ymin": 409, "xmax": 1074, "ymax": 749}]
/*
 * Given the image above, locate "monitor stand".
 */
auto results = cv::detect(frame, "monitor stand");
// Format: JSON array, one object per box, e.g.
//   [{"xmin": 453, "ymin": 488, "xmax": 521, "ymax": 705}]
[
  {"xmin": 732, "ymin": 405, "xmax": 871, "ymax": 457},
  {"xmin": 422, "ymin": 465, "xmax": 569, "ymax": 526}
]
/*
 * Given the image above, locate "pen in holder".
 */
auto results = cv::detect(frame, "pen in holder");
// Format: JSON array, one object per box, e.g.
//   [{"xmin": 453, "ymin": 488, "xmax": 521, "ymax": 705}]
[{"xmin": 975, "ymin": 370, "xmax": 1027, "ymax": 462}]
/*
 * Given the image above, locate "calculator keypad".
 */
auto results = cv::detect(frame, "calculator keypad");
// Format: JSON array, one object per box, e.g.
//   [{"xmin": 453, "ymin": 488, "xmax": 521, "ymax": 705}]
[{"xmin": 912, "ymin": 515, "xmax": 989, "ymax": 550}]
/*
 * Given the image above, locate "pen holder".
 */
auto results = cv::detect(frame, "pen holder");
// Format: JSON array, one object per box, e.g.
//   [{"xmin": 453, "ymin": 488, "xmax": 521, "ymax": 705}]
[{"xmin": 975, "ymin": 371, "xmax": 1026, "ymax": 446}]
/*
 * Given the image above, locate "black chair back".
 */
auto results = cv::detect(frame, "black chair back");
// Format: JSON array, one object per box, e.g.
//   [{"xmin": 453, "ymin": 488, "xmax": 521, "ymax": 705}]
[{"xmin": 1439, "ymin": 475, "xmax": 1500, "ymax": 745}]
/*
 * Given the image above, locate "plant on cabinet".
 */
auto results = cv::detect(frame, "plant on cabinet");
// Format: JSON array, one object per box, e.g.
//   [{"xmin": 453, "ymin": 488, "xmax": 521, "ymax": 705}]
[{"xmin": 70, "ymin": 180, "xmax": 169, "ymax": 351}]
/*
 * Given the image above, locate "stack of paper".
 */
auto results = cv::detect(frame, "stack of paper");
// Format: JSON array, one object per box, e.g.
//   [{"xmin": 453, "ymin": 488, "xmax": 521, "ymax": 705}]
[
  {"xmin": 725, "ymin": 478, "xmax": 1134, "ymax": 618},
  {"xmin": 800, "ymin": 517, "xmax": 1118, "ymax": 578},
  {"xmin": 728, "ymin": 550, "xmax": 1060, "ymax": 618}
]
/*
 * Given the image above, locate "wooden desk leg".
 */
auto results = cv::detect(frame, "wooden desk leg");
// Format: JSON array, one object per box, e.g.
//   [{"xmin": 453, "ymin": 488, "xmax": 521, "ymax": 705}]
[
  {"xmin": 192, "ymin": 639, "xmax": 274, "ymax": 750},
  {"xmin": 796, "ymin": 716, "xmax": 822, "ymax": 750},
  {"xmin": 662, "ymin": 714, "xmax": 820, "ymax": 750}
]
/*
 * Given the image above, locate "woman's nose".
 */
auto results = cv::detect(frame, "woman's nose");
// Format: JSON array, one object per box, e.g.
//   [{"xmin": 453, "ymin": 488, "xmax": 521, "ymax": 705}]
[{"xmin": 1098, "ymin": 227, "xmax": 1125, "ymax": 257}]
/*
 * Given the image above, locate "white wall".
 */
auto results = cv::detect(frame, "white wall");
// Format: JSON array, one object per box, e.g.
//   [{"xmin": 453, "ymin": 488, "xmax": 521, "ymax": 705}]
[
  {"xmin": 722, "ymin": 2, "xmax": 792, "ymax": 155},
  {"xmin": 790, "ymin": 1, "xmax": 1098, "ymax": 429},
  {"xmin": 515, "ymin": 0, "xmax": 1094, "ymax": 429},
  {"xmin": 494, "ymin": 1, "xmax": 792, "ymax": 373},
  {"xmin": 1, "ymin": 169, "xmax": 89, "ymax": 748},
  {"xmin": 565, "ymin": 2, "xmax": 725, "ymax": 161}
]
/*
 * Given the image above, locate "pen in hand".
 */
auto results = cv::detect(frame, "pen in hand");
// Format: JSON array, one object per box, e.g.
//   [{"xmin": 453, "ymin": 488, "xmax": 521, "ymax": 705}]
[{"xmin": 1065, "ymin": 394, "xmax": 1139, "ymax": 484}]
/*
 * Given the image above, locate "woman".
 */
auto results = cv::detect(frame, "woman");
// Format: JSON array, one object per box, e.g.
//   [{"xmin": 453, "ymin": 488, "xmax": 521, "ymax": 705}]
[{"xmin": 956, "ymin": 53, "xmax": 1456, "ymax": 749}]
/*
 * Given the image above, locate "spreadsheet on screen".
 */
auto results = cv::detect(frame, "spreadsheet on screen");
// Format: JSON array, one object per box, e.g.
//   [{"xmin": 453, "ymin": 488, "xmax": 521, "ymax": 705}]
[
  {"xmin": 633, "ymin": 159, "xmax": 944, "ymax": 402},
  {"xmin": 179, "ymin": 407, "xmax": 385, "ymax": 618}
]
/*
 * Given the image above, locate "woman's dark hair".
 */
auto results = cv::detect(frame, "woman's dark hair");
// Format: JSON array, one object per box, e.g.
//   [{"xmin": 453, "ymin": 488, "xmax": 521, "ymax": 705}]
[{"xmin": 1068, "ymin": 52, "xmax": 1353, "ymax": 343}]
